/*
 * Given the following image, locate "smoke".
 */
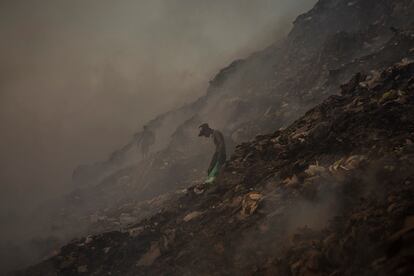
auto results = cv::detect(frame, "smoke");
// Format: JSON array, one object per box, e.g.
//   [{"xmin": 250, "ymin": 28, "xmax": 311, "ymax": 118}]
[
  {"xmin": 0, "ymin": 0, "xmax": 316, "ymax": 205},
  {"xmin": 0, "ymin": 0, "xmax": 317, "ymax": 272}
]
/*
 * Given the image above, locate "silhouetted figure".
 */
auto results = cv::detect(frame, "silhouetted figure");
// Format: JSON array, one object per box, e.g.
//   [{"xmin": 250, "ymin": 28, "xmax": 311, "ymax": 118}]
[
  {"xmin": 136, "ymin": 125, "xmax": 155, "ymax": 158},
  {"xmin": 198, "ymin": 123, "xmax": 226, "ymax": 184}
]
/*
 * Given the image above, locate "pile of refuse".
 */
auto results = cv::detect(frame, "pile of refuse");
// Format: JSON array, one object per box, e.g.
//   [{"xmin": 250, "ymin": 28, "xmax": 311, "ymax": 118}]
[
  {"xmin": 19, "ymin": 60, "xmax": 414, "ymax": 275},
  {"xmin": 47, "ymin": 0, "xmax": 414, "ymax": 239},
  {"xmin": 67, "ymin": 0, "xmax": 414, "ymax": 213},
  {"xmin": 11, "ymin": 0, "xmax": 414, "ymax": 274}
]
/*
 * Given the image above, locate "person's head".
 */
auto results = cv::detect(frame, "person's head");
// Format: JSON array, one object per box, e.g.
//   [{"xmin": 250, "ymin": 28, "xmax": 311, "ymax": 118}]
[{"xmin": 198, "ymin": 123, "xmax": 213, "ymax": 138}]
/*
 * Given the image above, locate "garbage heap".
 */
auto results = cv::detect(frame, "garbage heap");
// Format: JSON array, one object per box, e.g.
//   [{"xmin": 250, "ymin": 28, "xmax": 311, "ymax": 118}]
[{"xmin": 21, "ymin": 60, "xmax": 414, "ymax": 275}]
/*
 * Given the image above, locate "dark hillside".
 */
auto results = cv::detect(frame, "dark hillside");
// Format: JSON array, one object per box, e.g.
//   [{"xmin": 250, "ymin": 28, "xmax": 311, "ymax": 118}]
[
  {"xmin": 21, "ymin": 59, "xmax": 414, "ymax": 276},
  {"xmin": 61, "ymin": 0, "xmax": 414, "ymax": 228},
  {"xmin": 19, "ymin": 1, "xmax": 414, "ymax": 274}
]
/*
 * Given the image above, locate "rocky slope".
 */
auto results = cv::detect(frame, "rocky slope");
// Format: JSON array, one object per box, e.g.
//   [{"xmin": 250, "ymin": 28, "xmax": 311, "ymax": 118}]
[
  {"xmin": 15, "ymin": 0, "xmax": 414, "ymax": 274},
  {"xmin": 20, "ymin": 58, "xmax": 414, "ymax": 275},
  {"xmin": 54, "ymin": 0, "xmax": 414, "ymax": 231}
]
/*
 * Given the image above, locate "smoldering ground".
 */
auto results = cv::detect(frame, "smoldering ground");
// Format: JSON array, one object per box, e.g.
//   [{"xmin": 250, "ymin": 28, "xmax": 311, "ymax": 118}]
[{"xmin": 0, "ymin": 0, "xmax": 317, "ymax": 273}]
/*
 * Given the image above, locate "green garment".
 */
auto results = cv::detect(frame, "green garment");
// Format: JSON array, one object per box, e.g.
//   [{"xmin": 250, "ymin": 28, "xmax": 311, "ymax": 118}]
[{"xmin": 205, "ymin": 162, "xmax": 220, "ymax": 184}]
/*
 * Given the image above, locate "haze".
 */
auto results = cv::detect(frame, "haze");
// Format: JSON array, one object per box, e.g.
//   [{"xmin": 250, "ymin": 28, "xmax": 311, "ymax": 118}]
[{"xmin": 0, "ymin": 0, "xmax": 316, "ymax": 216}]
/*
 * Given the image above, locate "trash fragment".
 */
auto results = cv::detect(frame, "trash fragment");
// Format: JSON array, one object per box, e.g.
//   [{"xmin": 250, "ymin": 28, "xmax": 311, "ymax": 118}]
[
  {"xmin": 183, "ymin": 211, "xmax": 204, "ymax": 222},
  {"xmin": 240, "ymin": 192, "xmax": 263, "ymax": 218},
  {"xmin": 129, "ymin": 226, "xmax": 144, "ymax": 237},
  {"xmin": 193, "ymin": 184, "xmax": 205, "ymax": 195},
  {"xmin": 137, "ymin": 242, "xmax": 161, "ymax": 267},
  {"xmin": 283, "ymin": 175, "xmax": 299, "ymax": 188},
  {"xmin": 329, "ymin": 155, "xmax": 366, "ymax": 173},
  {"xmin": 84, "ymin": 236, "xmax": 93, "ymax": 244},
  {"xmin": 305, "ymin": 162, "xmax": 327, "ymax": 177}
]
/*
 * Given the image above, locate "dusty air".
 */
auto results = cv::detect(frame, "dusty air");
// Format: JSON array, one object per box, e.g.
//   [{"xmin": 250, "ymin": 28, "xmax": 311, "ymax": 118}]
[{"xmin": 2, "ymin": 0, "xmax": 414, "ymax": 275}]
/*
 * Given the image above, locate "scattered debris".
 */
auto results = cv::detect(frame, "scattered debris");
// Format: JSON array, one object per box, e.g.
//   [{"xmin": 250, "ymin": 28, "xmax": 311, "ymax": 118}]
[
  {"xmin": 129, "ymin": 226, "xmax": 144, "ymax": 237},
  {"xmin": 183, "ymin": 211, "xmax": 204, "ymax": 222},
  {"xmin": 17, "ymin": 1, "xmax": 414, "ymax": 275},
  {"xmin": 240, "ymin": 192, "xmax": 263, "ymax": 218},
  {"xmin": 137, "ymin": 243, "xmax": 161, "ymax": 267},
  {"xmin": 77, "ymin": 265, "xmax": 88, "ymax": 273}
]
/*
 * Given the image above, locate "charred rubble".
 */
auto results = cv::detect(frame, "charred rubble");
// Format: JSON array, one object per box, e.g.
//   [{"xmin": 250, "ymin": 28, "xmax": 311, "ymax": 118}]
[
  {"xmin": 20, "ymin": 58, "xmax": 414, "ymax": 275},
  {"xmin": 15, "ymin": 0, "xmax": 414, "ymax": 274},
  {"xmin": 43, "ymin": 0, "xmax": 414, "ymax": 236}
]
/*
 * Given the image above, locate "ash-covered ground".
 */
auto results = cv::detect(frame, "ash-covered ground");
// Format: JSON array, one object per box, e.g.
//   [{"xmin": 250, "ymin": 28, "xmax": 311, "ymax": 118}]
[
  {"xmin": 21, "ymin": 56, "xmax": 414, "ymax": 276},
  {"xmin": 10, "ymin": 0, "xmax": 414, "ymax": 275}
]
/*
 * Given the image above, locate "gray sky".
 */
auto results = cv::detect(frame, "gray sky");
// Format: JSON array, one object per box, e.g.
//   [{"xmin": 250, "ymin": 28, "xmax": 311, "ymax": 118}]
[{"xmin": 0, "ymin": 0, "xmax": 316, "ymax": 209}]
